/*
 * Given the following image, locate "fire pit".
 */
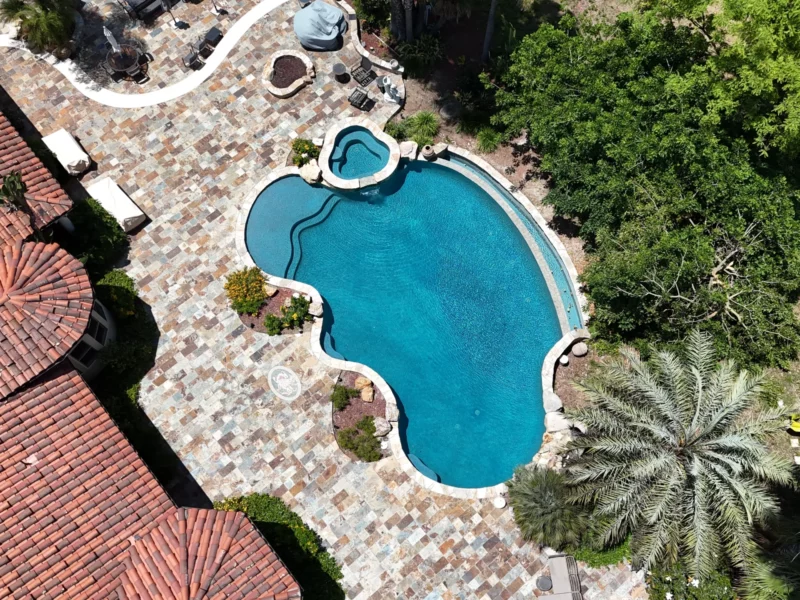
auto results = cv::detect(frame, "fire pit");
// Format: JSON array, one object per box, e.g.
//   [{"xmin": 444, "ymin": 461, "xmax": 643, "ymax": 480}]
[
  {"xmin": 263, "ymin": 50, "xmax": 315, "ymax": 98},
  {"xmin": 106, "ymin": 44, "xmax": 143, "ymax": 78}
]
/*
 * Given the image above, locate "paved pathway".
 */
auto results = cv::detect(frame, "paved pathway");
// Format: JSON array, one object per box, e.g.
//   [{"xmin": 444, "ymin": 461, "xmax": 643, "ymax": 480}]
[{"xmin": 0, "ymin": 3, "xmax": 646, "ymax": 597}]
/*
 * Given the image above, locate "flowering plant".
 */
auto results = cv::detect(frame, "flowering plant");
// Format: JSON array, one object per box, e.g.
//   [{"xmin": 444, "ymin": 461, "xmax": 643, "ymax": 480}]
[
  {"xmin": 224, "ymin": 267, "xmax": 267, "ymax": 315},
  {"xmin": 647, "ymin": 565, "xmax": 736, "ymax": 600}
]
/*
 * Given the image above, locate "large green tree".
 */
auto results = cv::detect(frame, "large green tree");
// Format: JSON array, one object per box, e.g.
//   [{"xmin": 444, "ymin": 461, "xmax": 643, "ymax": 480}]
[
  {"xmin": 492, "ymin": 14, "xmax": 800, "ymax": 366},
  {"xmin": 566, "ymin": 331, "xmax": 795, "ymax": 578}
]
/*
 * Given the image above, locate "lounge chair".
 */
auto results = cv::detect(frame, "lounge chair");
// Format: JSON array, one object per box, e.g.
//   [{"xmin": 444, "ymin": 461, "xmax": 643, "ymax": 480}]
[
  {"xmin": 548, "ymin": 554, "xmax": 583, "ymax": 599},
  {"xmin": 183, "ymin": 50, "xmax": 204, "ymax": 70},
  {"xmin": 350, "ymin": 56, "xmax": 375, "ymax": 87},
  {"xmin": 85, "ymin": 177, "xmax": 147, "ymax": 232},
  {"xmin": 41, "ymin": 129, "xmax": 91, "ymax": 175},
  {"xmin": 348, "ymin": 86, "xmax": 371, "ymax": 111}
]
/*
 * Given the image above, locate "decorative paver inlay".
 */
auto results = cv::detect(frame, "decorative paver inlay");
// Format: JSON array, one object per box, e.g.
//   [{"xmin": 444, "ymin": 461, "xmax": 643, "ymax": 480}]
[
  {"xmin": 268, "ymin": 365, "xmax": 302, "ymax": 400},
  {"xmin": 0, "ymin": 2, "xmax": 647, "ymax": 596}
]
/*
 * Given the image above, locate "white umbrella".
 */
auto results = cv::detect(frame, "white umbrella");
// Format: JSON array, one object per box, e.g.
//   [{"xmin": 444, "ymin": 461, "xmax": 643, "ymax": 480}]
[{"xmin": 103, "ymin": 26, "xmax": 121, "ymax": 54}]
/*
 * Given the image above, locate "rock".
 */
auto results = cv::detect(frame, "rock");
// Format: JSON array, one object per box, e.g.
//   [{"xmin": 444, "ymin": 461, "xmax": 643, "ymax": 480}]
[
  {"xmin": 373, "ymin": 417, "xmax": 391, "ymax": 437},
  {"xmin": 559, "ymin": 354, "xmax": 569, "ymax": 366},
  {"xmin": 299, "ymin": 158, "xmax": 321, "ymax": 183},
  {"xmin": 283, "ymin": 297, "xmax": 293, "ymax": 308},
  {"xmin": 264, "ymin": 285, "xmax": 278, "ymax": 298},
  {"xmin": 399, "ymin": 140, "xmax": 418, "ymax": 160},
  {"xmin": 542, "ymin": 432, "xmax": 553, "ymax": 444},
  {"xmin": 572, "ymin": 341, "xmax": 589, "ymax": 357},
  {"xmin": 421, "ymin": 145, "xmax": 436, "ymax": 161},
  {"xmin": 493, "ymin": 496, "xmax": 507, "ymax": 509},
  {"xmin": 432, "ymin": 142, "xmax": 448, "ymax": 157},
  {"xmin": 385, "ymin": 403, "xmax": 400, "ymax": 422},
  {"xmin": 308, "ymin": 301, "xmax": 323, "ymax": 317},
  {"xmin": 354, "ymin": 376, "xmax": 372, "ymax": 390},
  {"xmin": 545, "ymin": 411, "xmax": 571, "ymax": 432},
  {"xmin": 360, "ymin": 386, "xmax": 374, "ymax": 402}
]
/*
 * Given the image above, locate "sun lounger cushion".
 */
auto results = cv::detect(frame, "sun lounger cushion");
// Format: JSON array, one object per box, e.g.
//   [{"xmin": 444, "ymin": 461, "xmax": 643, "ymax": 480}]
[
  {"xmin": 86, "ymin": 177, "xmax": 146, "ymax": 232},
  {"xmin": 41, "ymin": 129, "xmax": 90, "ymax": 175}
]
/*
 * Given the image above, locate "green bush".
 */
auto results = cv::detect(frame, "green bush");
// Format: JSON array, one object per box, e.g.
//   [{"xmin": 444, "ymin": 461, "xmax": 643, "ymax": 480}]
[
  {"xmin": 337, "ymin": 416, "xmax": 381, "ymax": 461},
  {"xmin": 291, "ymin": 138, "xmax": 320, "ymax": 167},
  {"xmin": 571, "ymin": 536, "xmax": 631, "ymax": 567},
  {"xmin": 384, "ymin": 120, "xmax": 407, "ymax": 141},
  {"xmin": 224, "ymin": 267, "xmax": 266, "ymax": 315},
  {"xmin": 397, "ymin": 34, "xmax": 442, "ymax": 75},
  {"xmin": 352, "ymin": 0, "xmax": 388, "ymax": 27},
  {"xmin": 280, "ymin": 295, "xmax": 312, "ymax": 329},
  {"xmin": 214, "ymin": 494, "xmax": 344, "ymax": 599},
  {"xmin": 60, "ymin": 198, "xmax": 128, "ymax": 278},
  {"xmin": 0, "ymin": 0, "xmax": 75, "ymax": 52},
  {"xmin": 647, "ymin": 565, "xmax": 736, "ymax": 600},
  {"xmin": 330, "ymin": 384, "xmax": 359, "ymax": 411},
  {"xmin": 264, "ymin": 313, "xmax": 283, "ymax": 336},
  {"xmin": 476, "ymin": 127, "xmax": 502, "ymax": 153},
  {"xmin": 95, "ymin": 269, "xmax": 136, "ymax": 318}
]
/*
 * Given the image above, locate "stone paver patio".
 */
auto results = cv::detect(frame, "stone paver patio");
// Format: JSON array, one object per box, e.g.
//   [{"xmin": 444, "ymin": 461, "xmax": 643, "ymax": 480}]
[{"xmin": 0, "ymin": 2, "xmax": 647, "ymax": 597}]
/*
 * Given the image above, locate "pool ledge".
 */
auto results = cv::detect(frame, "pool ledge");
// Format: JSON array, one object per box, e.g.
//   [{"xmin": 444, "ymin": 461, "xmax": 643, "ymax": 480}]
[
  {"xmin": 235, "ymin": 158, "xmax": 589, "ymax": 499},
  {"xmin": 318, "ymin": 117, "xmax": 400, "ymax": 190}
]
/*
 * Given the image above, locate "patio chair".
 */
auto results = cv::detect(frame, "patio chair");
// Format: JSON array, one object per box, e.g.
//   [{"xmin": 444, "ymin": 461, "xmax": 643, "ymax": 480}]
[
  {"xmin": 350, "ymin": 56, "xmax": 375, "ymax": 87},
  {"xmin": 183, "ymin": 50, "xmax": 204, "ymax": 70},
  {"xmin": 348, "ymin": 86, "xmax": 371, "ymax": 111},
  {"xmin": 549, "ymin": 554, "xmax": 583, "ymax": 599}
]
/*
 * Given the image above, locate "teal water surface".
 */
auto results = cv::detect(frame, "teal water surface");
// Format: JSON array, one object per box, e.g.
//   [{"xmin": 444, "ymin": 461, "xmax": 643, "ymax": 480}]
[
  {"xmin": 329, "ymin": 126, "xmax": 390, "ymax": 180},
  {"xmin": 246, "ymin": 161, "xmax": 562, "ymax": 487}
]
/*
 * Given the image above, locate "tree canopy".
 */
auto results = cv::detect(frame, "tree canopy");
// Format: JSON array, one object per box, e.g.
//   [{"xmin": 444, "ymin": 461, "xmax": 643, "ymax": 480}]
[{"xmin": 492, "ymin": 11, "xmax": 800, "ymax": 366}]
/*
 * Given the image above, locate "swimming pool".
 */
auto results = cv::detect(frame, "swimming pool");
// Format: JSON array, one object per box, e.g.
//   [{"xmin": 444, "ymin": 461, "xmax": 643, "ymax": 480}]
[
  {"xmin": 329, "ymin": 126, "xmax": 390, "ymax": 180},
  {"xmin": 246, "ymin": 159, "xmax": 566, "ymax": 488}
]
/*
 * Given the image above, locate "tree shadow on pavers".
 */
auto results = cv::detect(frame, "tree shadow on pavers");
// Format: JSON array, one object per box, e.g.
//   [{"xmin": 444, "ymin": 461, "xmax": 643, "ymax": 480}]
[
  {"xmin": 73, "ymin": 3, "xmax": 150, "ymax": 88},
  {"xmin": 252, "ymin": 521, "xmax": 346, "ymax": 600}
]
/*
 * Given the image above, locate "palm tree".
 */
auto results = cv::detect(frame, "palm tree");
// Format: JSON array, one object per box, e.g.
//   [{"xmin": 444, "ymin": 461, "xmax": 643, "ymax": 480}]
[
  {"xmin": 0, "ymin": 0, "xmax": 74, "ymax": 52},
  {"xmin": 507, "ymin": 466, "xmax": 586, "ymax": 550},
  {"xmin": 566, "ymin": 330, "xmax": 794, "ymax": 578},
  {"xmin": 0, "ymin": 171, "xmax": 42, "ymax": 240}
]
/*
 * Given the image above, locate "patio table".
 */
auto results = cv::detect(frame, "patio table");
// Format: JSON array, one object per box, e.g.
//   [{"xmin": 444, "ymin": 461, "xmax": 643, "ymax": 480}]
[{"xmin": 106, "ymin": 45, "xmax": 142, "ymax": 77}]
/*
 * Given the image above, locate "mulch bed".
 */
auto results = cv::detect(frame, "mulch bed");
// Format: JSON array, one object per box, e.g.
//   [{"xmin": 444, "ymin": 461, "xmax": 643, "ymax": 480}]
[
  {"xmin": 238, "ymin": 288, "xmax": 309, "ymax": 335},
  {"xmin": 553, "ymin": 347, "xmax": 595, "ymax": 411},
  {"xmin": 271, "ymin": 55, "xmax": 306, "ymax": 88},
  {"xmin": 332, "ymin": 370, "xmax": 386, "ymax": 430}
]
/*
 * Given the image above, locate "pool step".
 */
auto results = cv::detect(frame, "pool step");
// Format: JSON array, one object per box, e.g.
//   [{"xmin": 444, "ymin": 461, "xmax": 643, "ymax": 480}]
[
  {"xmin": 284, "ymin": 193, "xmax": 340, "ymax": 279},
  {"xmin": 408, "ymin": 454, "xmax": 441, "ymax": 483}
]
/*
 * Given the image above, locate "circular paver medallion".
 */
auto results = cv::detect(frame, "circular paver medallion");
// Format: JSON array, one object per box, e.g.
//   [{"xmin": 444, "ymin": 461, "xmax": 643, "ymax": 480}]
[{"xmin": 268, "ymin": 366, "xmax": 302, "ymax": 400}]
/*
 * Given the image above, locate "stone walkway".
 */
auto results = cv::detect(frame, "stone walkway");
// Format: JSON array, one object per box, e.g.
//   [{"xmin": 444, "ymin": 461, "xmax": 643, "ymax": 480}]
[{"xmin": 0, "ymin": 3, "xmax": 646, "ymax": 597}]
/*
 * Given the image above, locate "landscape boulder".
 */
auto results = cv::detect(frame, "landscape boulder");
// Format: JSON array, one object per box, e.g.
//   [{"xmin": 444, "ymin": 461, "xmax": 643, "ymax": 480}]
[
  {"xmin": 373, "ymin": 417, "xmax": 391, "ymax": 437},
  {"xmin": 399, "ymin": 140, "xmax": 418, "ymax": 160},
  {"xmin": 299, "ymin": 159, "xmax": 321, "ymax": 183},
  {"xmin": 354, "ymin": 376, "xmax": 372, "ymax": 390},
  {"xmin": 360, "ymin": 386, "xmax": 374, "ymax": 403},
  {"xmin": 545, "ymin": 411, "xmax": 571, "ymax": 432},
  {"xmin": 572, "ymin": 341, "xmax": 589, "ymax": 357}
]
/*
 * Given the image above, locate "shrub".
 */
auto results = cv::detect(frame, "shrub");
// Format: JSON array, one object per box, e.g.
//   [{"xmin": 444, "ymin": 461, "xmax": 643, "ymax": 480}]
[
  {"xmin": 352, "ymin": 0, "xmax": 388, "ymax": 27},
  {"xmin": 60, "ymin": 198, "xmax": 128, "ymax": 278},
  {"xmin": 0, "ymin": 0, "xmax": 75, "ymax": 52},
  {"xmin": 264, "ymin": 313, "xmax": 283, "ymax": 336},
  {"xmin": 646, "ymin": 565, "xmax": 736, "ymax": 600},
  {"xmin": 396, "ymin": 34, "xmax": 442, "ymax": 74},
  {"xmin": 291, "ymin": 138, "xmax": 320, "ymax": 167},
  {"xmin": 476, "ymin": 127, "xmax": 502, "ymax": 153},
  {"xmin": 280, "ymin": 295, "xmax": 312, "ymax": 329},
  {"xmin": 95, "ymin": 269, "xmax": 136, "ymax": 318},
  {"xmin": 224, "ymin": 267, "xmax": 266, "ymax": 315},
  {"xmin": 214, "ymin": 494, "xmax": 344, "ymax": 599},
  {"xmin": 405, "ymin": 111, "xmax": 439, "ymax": 146},
  {"xmin": 330, "ymin": 384, "xmax": 359, "ymax": 411},
  {"xmin": 507, "ymin": 466, "xmax": 586, "ymax": 550},
  {"xmin": 384, "ymin": 120, "xmax": 407, "ymax": 141},
  {"xmin": 337, "ymin": 416, "xmax": 381, "ymax": 461},
  {"xmin": 571, "ymin": 536, "xmax": 631, "ymax": 567}
]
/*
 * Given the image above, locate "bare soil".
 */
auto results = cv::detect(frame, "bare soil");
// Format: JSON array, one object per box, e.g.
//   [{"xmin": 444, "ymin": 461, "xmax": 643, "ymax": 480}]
[
  {"xmin": 271, "ymin": 55, "xmax": 307, "ymax": 88},
  {"xmin": 553, "ymin": 347, "xmax": 597, "ymax": 411}
]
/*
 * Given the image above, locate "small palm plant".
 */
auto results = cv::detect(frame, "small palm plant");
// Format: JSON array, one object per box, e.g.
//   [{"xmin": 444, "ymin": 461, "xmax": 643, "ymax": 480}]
[
  {"xmin": 566, "ymin": 330, "xmax": 794, "ymax": 577},
  {"xmin": 507, "ymin": 466, "xmax": 586, "ymax": 550},
  {"xmin": 0, "ymin": 171, "xmax": 41, "ymax": 240},
  {"xmin": 0, "ymin": 0, "xmax": 74, "ymax": 52}
]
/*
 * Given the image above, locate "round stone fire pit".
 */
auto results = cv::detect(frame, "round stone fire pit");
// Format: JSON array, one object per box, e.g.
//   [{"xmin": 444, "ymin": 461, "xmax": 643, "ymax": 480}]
[{"xmin": 263, "ymin": 50, "xmax": 315, "ymax": 98}]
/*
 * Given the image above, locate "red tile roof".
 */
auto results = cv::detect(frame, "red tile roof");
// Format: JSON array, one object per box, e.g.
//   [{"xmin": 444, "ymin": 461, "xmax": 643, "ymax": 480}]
[
  {"xmin": 0, "ymin": 240, "xmax": 93, "ymax": 398},
  {"xmin": 0, "ymin": 111, "xmax": 72, "ymax": 244},
  {"xmin": 0, "ymin": 371, "xmax": 302, "ymax": 600}
]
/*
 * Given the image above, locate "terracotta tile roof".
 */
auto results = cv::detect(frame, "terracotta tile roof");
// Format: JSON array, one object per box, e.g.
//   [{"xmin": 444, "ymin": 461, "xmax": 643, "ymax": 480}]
[
  {"xmin": 0, "ymin": 110, "xmax": 72, "ymax": 244},
  {"xmin": 118, "ymin": 508, "xmax": 302, "ymax": 600},
  {"xmin": 0, "ymin": 371, "xmax": 302, "ymax": 599},
  {"xmin": 0, "ymin": 240, "xmax": 93, "ymax": 398}
]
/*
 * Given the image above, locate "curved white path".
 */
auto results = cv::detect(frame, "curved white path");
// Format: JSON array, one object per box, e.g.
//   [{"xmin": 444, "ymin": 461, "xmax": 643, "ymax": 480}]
[{"xmin": 0, "ymin": 0, "xmax": 288, "ymax": 108}]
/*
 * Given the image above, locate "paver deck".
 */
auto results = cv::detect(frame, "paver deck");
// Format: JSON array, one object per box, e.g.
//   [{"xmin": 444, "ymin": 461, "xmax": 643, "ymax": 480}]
[{"xmin": 0, "ymin": 2, "xmax": 646, "ymax": 597}]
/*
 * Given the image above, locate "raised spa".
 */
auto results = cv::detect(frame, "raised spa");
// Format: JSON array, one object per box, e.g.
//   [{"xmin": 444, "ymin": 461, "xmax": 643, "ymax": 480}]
[
  {"xmin": 328, "ymin": 126, "xmax": 390, "ymax": 180},
  {"xmin": 246, "ymin": 150, "xmax": 582, "ymax": 488}
]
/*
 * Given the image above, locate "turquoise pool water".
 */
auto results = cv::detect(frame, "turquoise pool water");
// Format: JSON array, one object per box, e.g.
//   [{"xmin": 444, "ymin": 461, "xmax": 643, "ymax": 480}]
[
  {"xmin": 246, "ymin": 161, "xmax": 563, "ymax": 488},
  {"xmin": 329, "ymin": 126, "xmax": 390, "ymax": 180}
]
